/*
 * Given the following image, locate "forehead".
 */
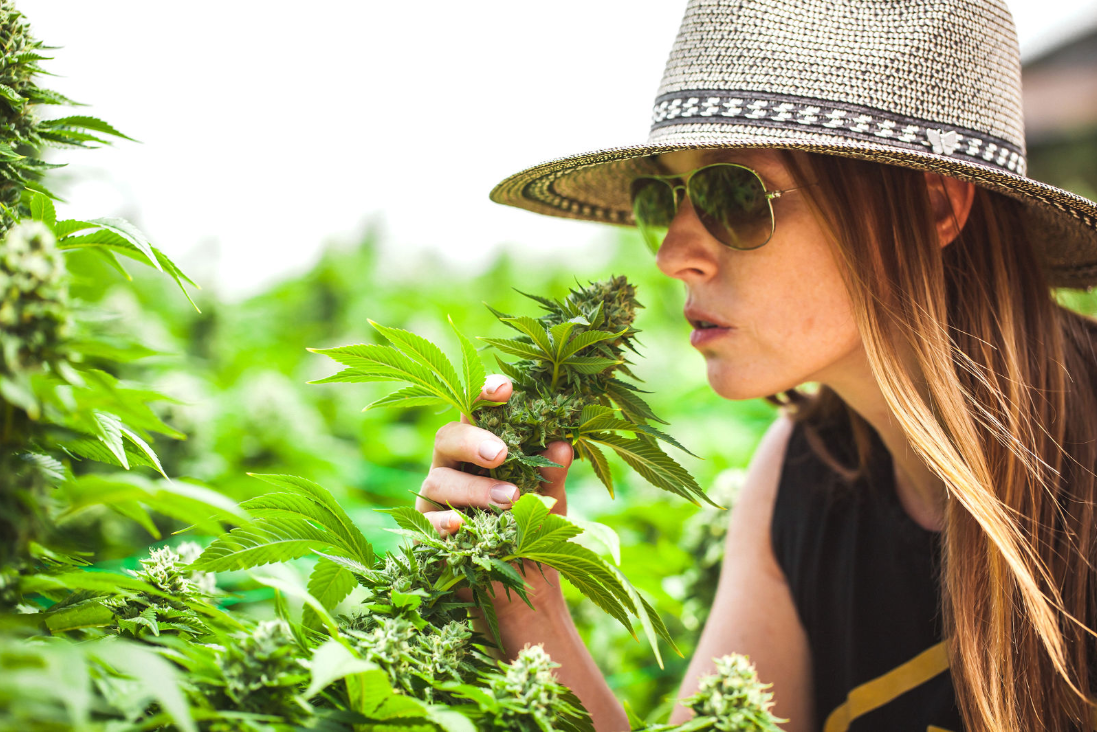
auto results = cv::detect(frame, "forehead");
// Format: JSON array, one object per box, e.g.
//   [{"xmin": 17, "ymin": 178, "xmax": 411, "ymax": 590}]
[{"xmin": 652, "ymin": 148, "xmax": 788, "ymax": 178}]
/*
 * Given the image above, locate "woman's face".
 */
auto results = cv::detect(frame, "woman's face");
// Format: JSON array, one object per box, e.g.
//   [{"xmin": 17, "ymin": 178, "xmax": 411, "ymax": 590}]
[{"xmin": 654, "ymin": 148, "xmax": 864, "ymax": 400}]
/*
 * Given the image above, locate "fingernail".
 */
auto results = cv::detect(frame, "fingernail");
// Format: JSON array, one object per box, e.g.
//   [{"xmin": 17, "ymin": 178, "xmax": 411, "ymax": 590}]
[
  {"xmin": 483, "ymin": 374, "xmax": 508, "ymax": 395},
  {"xmin": 478, "ymin": 440, "xmax": 506, "ymax": 461},
  {"xmin": 490, "ymin": 484, "xmax": 518, "ymax": 506},
  {"xmin": 440, "ymin": 514, "xmax": 451, "ymax": 533}
]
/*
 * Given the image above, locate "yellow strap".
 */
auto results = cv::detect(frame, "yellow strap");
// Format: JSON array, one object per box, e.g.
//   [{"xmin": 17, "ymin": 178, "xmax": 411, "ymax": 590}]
[{"xmin": 822, "ymin": 641, "xmax": 952, "ymax": 732}]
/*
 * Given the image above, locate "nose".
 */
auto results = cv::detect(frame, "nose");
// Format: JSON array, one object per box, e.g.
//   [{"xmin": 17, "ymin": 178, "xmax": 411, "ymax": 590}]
[{"xmin": 655, "ymin": 195, "xmax": 720, "ymax": 282}]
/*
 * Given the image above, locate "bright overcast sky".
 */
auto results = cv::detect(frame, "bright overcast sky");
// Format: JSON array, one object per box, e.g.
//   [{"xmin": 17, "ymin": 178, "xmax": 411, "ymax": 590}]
[{"xmin": 18, "ymin": 1, "xmax": 1097, "ymax": 299}]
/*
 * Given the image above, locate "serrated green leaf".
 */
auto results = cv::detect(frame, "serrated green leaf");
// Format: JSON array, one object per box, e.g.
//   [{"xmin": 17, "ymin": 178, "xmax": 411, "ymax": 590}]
[
  {"xmin": 478, "ymin": 337, "xmax": 551, "ymax": 362},
  {"xmin": 119, "ymin": 425, "xmax": 166, "ymax": 477},
  {"xmin": 450, "ymin": 315, "xmax": 484, "ymax": 411},
  {"xmin": 41, "ymin": 115, "xmax": 135, "ymax": 141},
  {"xmin": 560, "ymin": 329, "xmax": 627, "ymax": 361},
  {"xmin": 512, "ymin": 510, "xmax": 582, "ymax": 552},
  {"xmin": 247, "ymin": 474, "xmax": 374, "ymax": 565},
  {"xmin": 87, "ymin": 217, "xmax": 161, "ymax": 271},
  {"xmin": 520, "ymin": 543, "xmax": 635, "ymax": 635},
  {"xmin": 499, "ymin": 316, "xmax": 553, "ymax": 356},
  {"xmin": 91, "ymin": 410, "xmax": 127, "ymax": 469},
  {"xmin": 26, "ymin": 189, "xmax": 56, "ymax": 226},
  {"xmin": 510, "ymin": 493, "xmax": 556, "ymax": 553},
  {"xmin": 588, "ymin": 434, "xmax": 714, "ymax": 506},
  {"xmin": 633, "ymin": 423, "xmax": 701, "ymax": 458},
  {"xmin": 313, "ymin": 551, "xmax": 376, "ymax": 579},
  {"xmin": 307, "ymin": 367, "xmax": 401, "ymax": 385},
  {"xmin": 304, "ymin": 558, "xmax": 356, "ymax": 630},
  {"xmin": 563, "ymin": 356, "xmax": 621, "ymax": 374},
  {"xmin": 363, "ymin": 385, "xmax": 450, "ymax": 411},
  {"xmin": 548, "ymin": 320, "xmax": 577, "ymax": 359},
  {"xmin": 605, "ymin": 379, "xmax": 666, "ymax": 424},
  {"xmin": 190, "ymin": 519, "xmax": 339, "ymax": 572},
  {"xmin": 368, "ymin": 320, "xmax": 465, "ymax": 406},
  {"xmin": 512, "ymin": 453, "xmax": 565, "ymax": 470},
  {"xmin": 576, "ymin": 440, "xmax": 614, "ymax": 497},
  {"xmin": 375, "ymin": 506, "xmax": 438, "ymax": 541},
  {"xmin": 0, "ymin": 83, "xmax": 24, "ymax": 104},
  {"xmin": 308, "ymin": 344, "xmax": 454, "ymax": 405},
  {"xmin": 240, "ymin": 493, "xmax": 361, "ymax": 559},
  {"xmin": 513, "ymin": 288, "xmax": 558, "ymax": 311},
  {"xmin": 578, "ymin": 404, "xmax": 616, "ymax": 425}
]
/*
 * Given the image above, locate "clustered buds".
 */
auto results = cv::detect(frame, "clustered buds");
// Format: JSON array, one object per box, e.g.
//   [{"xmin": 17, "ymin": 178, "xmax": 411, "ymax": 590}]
[
  {"xmin": 681, "ymin": 654, "xmax": 784, "ymax": 732},
  {"xmin": 483, "ymin": 644, "xmax": 568, "ymax": 730},
  {"xmin": 107, "ymin": 542, "xmax": 215, "ymax": 640},
  {"xmin": 0, "ymin": 221, "xmax": 68, "ymax": 375},
  {"xmin": 212, "ymin": 619, "xmax": 311, "ymax": 722}
]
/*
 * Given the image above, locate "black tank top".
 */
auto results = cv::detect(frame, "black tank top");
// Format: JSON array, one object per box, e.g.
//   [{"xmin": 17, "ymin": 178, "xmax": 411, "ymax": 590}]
[{"xmin": 770, "ymin": 413, "xmax": 966, "ymax": 732}]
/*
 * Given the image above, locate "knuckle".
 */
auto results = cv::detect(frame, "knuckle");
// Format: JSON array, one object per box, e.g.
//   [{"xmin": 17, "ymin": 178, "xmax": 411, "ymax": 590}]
[{"xmin": 422, "ymin": 466, "xmax": 444, "ymax": 493}]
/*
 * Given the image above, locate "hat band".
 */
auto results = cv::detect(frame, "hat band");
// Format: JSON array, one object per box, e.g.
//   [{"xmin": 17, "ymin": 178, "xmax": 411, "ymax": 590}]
[{"xmin": 650, "ymin": 90, "xmax": 1026, "ymax": 176}]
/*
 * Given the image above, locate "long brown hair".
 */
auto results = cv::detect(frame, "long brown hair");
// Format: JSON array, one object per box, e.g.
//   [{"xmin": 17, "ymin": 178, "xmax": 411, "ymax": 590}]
[{"xmin": 776, "ymin": 150, "xmax": 1097, "ymax": 732}]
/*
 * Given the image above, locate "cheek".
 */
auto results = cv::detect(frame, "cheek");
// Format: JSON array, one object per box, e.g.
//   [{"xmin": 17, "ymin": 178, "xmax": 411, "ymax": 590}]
[{"xmin": 706, "ymin": 227, "xmax": 863, "ymax": 398}]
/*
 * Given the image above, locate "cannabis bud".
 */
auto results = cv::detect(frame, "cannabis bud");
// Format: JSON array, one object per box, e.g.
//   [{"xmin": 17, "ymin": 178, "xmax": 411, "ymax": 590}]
[
  {"xmin": 108, "ymin": 543, "xmax": 215, "ymax": 640},
  {"xmin": 134, "ymin": 542, "xmax": 215, "ymax": 597},
  {"xmin": 485, "ymin": 644, "xmax": 570, "ymax": 730},
  {"xmin": 214, "ymin": 619, "xmax": 310, "ymax": 721},
  {"xmin": 0, "ymin": 220, "xmax": 68, "ymax": 375},
  {"xmin": 681, "ymin": 654, "xmax": 784, "ymax": 732}
]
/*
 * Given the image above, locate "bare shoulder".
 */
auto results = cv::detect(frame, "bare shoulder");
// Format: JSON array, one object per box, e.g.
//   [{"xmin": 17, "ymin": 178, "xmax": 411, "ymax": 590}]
[{"xmin": 727, "ymin": 413, "xmax": 795, "ymax": 567}]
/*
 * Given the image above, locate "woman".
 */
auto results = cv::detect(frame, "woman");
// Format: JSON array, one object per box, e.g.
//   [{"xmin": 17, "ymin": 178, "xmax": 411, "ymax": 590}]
[{"xmin": 416, "ymin": 1, "xmax": 1097, "ymax": 730}]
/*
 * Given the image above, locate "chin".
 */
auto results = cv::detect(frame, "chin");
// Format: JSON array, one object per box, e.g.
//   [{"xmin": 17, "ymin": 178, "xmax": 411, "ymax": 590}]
[{"xmin": 705, "ymin": 360, "xmax": 800, "ymax": 401}]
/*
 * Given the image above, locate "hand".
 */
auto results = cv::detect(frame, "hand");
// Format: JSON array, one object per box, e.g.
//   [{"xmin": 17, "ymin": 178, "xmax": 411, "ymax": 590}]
[{"xmin": 418, "ymin": 374, "xmax": 573, "ymax": 616}]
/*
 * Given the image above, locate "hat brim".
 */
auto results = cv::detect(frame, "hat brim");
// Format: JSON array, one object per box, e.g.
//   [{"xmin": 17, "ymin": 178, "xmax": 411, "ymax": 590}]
[{"xmin": 489, "ymin": 136, "xmax": 1097, "ymax": 289}]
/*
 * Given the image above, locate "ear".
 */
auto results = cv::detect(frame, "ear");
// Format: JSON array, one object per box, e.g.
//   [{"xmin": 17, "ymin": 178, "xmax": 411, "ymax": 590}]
[{"xmin": 924, "ymin": 171, "xmax": 975, "ymax": 248}]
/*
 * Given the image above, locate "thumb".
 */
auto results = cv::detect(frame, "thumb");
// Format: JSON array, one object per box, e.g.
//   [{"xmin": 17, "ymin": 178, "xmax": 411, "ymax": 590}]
[{"xmin": 537, "ymin": 440, "xmax": 573, "ymax": 515}]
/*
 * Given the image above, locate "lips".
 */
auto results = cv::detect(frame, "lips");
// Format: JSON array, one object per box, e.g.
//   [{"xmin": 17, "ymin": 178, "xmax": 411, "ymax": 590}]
[{"xmin": 684, "ymin": 307, "xmax": 731, "ymax": 331}]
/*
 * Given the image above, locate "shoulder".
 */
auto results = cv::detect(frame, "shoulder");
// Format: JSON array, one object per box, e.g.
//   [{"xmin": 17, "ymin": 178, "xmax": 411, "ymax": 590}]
[{"xmin": 722, "ymin": 414, "xmax": 797, "ymax": 576}]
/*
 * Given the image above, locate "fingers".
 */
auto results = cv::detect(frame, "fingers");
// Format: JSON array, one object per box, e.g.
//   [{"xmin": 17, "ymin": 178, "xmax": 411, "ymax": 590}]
[
  {"xmin": 431, "ymin": 421, "xmax": 509, "ymax": 471},
  {"xmin": 432, "ymin": 374, "xmax": 513, "ymax": 470},
  {"xmin": 479, "ymin": 374, "xmax": 513, "ymax": 403},
  {"xmin": 422, "ymin": 509, "xmax": 466, "ymax": 539}
]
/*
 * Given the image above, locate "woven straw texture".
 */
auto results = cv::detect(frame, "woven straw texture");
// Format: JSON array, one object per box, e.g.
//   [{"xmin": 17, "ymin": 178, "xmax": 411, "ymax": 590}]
[{"xmin": 490, "ymin": 0, "xmax": 1097, "ymax": 288}]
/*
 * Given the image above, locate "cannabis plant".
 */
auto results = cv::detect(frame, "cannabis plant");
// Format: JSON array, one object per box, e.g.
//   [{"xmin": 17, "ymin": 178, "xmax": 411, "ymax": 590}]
[{"xmin": 0, "ymin": 2, "xmax": 786, "ymax": 728}]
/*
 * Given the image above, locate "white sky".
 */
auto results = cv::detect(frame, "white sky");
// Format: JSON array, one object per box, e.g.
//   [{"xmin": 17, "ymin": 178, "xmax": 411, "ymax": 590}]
[{"xmin": 18, "ymin": 1, "xmax": 1097, "ymax": 299}]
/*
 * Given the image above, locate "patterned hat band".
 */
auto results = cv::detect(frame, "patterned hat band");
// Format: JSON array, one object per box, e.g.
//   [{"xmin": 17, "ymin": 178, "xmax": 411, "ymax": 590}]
[{"xmin": 650, "ymin": 90, "xmax": 1026, "ymax": 176}]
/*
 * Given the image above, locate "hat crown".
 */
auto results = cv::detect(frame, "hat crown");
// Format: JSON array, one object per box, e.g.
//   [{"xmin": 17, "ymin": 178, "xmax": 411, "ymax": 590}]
[{"xmin": 649, "ymin": 0, "xmax": 1026, "ymax": 171}]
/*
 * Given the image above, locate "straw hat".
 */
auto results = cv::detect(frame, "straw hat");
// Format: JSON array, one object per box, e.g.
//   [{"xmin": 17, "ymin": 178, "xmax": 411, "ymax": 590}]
[{"xmin": 489, "ymin": 0, "xmax": 1097, "ymax": 288}]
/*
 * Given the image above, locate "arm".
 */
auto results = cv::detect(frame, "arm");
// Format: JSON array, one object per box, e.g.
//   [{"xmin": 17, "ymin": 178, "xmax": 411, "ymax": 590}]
[
  {"xmin": 419, "ymin": 377, "xmax": 629, "ymax": 732},
  {"xmin": 668, "ymin": 415, "xmax": 815, "ymax": 732},
  {"xmin": 491, "ymin": 569, "xmax": 630, "ymax": 732}
]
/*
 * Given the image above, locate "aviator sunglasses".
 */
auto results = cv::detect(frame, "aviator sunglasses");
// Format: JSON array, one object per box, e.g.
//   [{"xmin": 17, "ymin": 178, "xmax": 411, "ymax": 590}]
[{"xmin": 629, "ymin": 162, "xmax": 810, "ymax": 254}]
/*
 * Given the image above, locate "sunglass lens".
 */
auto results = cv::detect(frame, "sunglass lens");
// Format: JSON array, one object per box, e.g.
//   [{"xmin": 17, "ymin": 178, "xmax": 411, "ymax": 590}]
[
  {"xmin": 630, "ymin": 177, "xmax": 676, "ymax": 254},
  {"xmin": 689, "ymin": 165, "xmax": 775, "ymax": 250}
]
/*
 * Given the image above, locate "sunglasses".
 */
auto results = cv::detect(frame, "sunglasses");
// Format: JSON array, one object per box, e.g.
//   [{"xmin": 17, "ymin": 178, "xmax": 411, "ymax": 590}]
[{"xmin": 629, "ymin": 162, "xmax": 809, "ymax": 254}]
